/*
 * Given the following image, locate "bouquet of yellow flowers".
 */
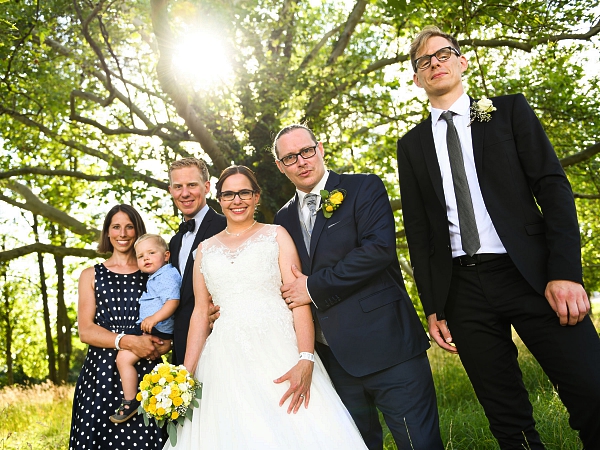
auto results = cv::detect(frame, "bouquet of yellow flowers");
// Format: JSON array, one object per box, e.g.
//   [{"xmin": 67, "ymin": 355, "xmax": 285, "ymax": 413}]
[{"xmin": 137, "ymin": 362, "xmax": 202, "ymax": 446}]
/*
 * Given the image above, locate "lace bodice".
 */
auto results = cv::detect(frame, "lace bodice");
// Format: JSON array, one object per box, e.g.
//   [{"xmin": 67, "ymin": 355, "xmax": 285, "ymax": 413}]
[{"xmin": 200, "ymin": 224, "xmax": 295, "ymax": 349}]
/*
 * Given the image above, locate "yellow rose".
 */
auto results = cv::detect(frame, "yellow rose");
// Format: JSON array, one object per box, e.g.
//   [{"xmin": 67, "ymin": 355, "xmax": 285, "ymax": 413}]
[
  {"xmin": 325, "ymin": 205, "xmax": 334, "ymax": 212},
  {"xmin": 189, "ymin": 379, "xmax": 195, "ymax": 387},
  {"xmin": 139, "ymin": 380, "xmax": 149, "ymax": 390},
  {"xmin": 165, "ymin": 374, "xmax": 174, "ymax": 383},
  {"xmin": 170, "ymin": 387, "xmax": 181, "ymax": 398},
  {"xmin": 156, "ymin": 407, "xmax": 166, "ymax": 416},
  {"xmin": 150, "ymin": 396, "xmax": 157, "ymax": 404},
  {"xmin": 329, "ymin": 191, "xmax": 344, "ymax": 205},
  {"xmin": 147, "ymin": 403, "xmax": 157, "ymax": 413},
  {"xmin": 173, "ymin": 396, "xmax": 184, "ymax": 406},
  {"xmin": 143, "ymin": 374, "xmax": 151, "ymax": 382},
  {"xmin": 151, "ymin": 386, "xmax": 163, "ymax": 395},
  {"xmin": 136, "ymin": 392, "xmax": 143, "ymax": 401},
  {"xmin": 171, "ymin": 411, "xmax": 179, "ymax": 420},
  {"xmin": 175, "ymin": 374, "xmax": 186, "ymax": 383},
  {"xmin": 151, "ymin": 373, "xmax": 161, "ymax": 383}
]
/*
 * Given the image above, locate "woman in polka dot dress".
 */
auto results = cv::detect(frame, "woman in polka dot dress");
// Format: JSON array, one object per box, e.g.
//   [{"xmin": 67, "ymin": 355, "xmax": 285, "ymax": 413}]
[{"xmin": 69, "ymin": 205, "xmax": 171, "ymax": 449}]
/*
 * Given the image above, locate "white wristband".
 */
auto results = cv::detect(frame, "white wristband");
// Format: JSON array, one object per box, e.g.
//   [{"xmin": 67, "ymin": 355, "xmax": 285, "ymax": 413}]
[
  {"xmin": 299, "ymin": 352, "xmax": 315, "ymax": 362},
  {"xmin": 115, "ymin": 332, "xmax": 125, "ymax": 351}
]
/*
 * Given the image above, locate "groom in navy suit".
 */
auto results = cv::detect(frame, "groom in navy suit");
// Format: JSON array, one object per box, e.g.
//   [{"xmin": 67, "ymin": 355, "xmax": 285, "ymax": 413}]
[
  {"xmin": 273, "ymin": 124, "xmax": 443, "ymax": 450},
  {"xmin": 397, "ymin": 26, "xmax": 600, "ymax": 449}
]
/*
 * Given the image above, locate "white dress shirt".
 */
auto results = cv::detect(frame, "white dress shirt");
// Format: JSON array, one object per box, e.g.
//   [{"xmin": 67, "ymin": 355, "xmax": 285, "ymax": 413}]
[
  {"xmin": 430, "ymin": 93, "xmax": 506, "ymax": 258},
  {"xmin": 179, "ymin": 204, "xmax": 210, "ymax": 274}
]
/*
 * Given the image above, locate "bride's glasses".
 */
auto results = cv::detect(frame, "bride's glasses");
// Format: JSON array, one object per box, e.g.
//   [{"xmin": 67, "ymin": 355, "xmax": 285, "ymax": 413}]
[{"xmin": 218, "ymin": 189, "xmax": 255, "ymax": 201}]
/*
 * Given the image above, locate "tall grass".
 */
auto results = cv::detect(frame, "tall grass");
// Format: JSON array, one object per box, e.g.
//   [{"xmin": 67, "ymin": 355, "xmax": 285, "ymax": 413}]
[
  {"xmin": 1, "ymin": 317, "xmax": 596, "ymax": 449},
  {"xmin": 0, "ymin": 382, "xmax": 73, "ymax": 450}
]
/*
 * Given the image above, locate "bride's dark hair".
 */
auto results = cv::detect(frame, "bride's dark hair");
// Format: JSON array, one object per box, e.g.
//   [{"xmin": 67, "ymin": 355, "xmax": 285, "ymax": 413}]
[{"xmin": 216, "ymin": 165, "xmax": 262, "ymax": 197}]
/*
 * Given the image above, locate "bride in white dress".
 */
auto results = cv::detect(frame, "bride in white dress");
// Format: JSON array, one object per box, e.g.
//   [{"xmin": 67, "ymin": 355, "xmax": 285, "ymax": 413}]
[{"xmin": 165, "ymin": 166, "xmax": 367, "ymax": 450}]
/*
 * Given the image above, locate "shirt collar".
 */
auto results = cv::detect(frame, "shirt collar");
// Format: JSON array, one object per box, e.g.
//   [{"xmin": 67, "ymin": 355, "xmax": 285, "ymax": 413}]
[
  {"xmin": 431, "ymin": 92, "xmax": 470, "ymax": 125},
  {"xmin": 147, "ymin": 263, "xmax": 171, "ymax": 281},
  {"xmin": 186, "ymin": 204, "xmax": 209, "ymax": 234},
  {"xmin": 296, "ymin": 170, "xmax": 330, "ymax": 205}
]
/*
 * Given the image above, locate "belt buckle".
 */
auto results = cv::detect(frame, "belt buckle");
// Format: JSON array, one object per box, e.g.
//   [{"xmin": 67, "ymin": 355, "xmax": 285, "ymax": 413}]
[{"xmin": 461, "ymin": 255, "xmax": 477, "ymax": 267}]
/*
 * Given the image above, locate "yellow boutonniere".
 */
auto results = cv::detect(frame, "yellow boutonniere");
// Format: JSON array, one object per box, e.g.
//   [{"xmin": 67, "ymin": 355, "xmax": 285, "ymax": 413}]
[{"xmin": 319, "ymin": 189, "xmax": 346, "ymax": 218}]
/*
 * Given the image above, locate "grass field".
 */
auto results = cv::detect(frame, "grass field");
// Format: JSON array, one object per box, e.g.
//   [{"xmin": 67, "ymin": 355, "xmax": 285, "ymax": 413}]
[{"xmin": 2, "ymin": 316, "xmax": 597, "ymax": 450}]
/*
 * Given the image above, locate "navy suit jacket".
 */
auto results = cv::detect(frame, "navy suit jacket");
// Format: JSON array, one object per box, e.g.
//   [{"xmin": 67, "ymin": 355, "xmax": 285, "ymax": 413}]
[
  {"xmin": 274, "ymin": 171, "xmax": 429, "ymax": 377},
  {"xmin": 397, "ymin": 93, "xmax": 583, "ymax": 319},
  {"xmin": 169, "ymin": 207, "xmax": 226, "ymax": 364}
]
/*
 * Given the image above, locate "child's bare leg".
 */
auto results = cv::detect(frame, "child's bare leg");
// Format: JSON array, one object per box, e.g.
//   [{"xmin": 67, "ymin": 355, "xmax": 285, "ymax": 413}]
[{"xmin": 116, "ymin": 349, "xmax": 141, "ymax": 400}]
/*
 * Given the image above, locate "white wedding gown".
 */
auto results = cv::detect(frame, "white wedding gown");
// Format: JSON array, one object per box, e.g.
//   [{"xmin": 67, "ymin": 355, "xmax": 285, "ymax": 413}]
[{"xmin": 165, "ymin": 225, "xmax": 367, "ymax": 449}]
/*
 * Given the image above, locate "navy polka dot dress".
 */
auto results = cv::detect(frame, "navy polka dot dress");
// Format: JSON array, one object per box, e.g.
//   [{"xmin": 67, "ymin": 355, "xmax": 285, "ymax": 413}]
[{"xmin": 69, "ymin": 264, "xmax": 164, "ymax": 449}]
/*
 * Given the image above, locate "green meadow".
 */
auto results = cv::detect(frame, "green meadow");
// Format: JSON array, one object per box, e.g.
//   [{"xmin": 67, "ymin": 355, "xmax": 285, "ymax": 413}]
[{"xmin": 2, "ymin": 317, "xmax": 597, "ymax": 450}]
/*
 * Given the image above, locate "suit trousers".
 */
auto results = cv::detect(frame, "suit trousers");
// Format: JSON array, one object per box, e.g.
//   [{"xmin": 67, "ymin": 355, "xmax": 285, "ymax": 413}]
[
  {"xmin": 316, "ymin": 342, "xmax": 443, "ymax": 450},
  {"xmin": 445, "ymin": 255, "xmax": 600, "ymax": 449}
]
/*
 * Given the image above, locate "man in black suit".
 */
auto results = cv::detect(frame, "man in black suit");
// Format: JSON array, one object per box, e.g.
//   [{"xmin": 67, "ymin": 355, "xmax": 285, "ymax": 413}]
[
  {"xmin": 397, "ymin": 26, "xmax": 600, "ymax": 449},
  {"xmin": 273, "ymin": 124, "xmax": 443, "ymax": 450},
  {"xmin": 168, "ymin": 158, "xmax": 226, "ymax": 364}
]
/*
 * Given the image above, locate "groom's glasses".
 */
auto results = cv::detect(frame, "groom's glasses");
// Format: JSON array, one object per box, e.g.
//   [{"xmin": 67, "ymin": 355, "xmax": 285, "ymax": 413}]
[
  {"xmin": 278, "ymin": 144, "xmax": 318, "ymax": 167},
  {"xmin": 218, "ymin": 189, "xmax": 255, "ymax": 201},
  {"xmin": 413, "ymin": 46, "xmax": 460, "ymax": 72}
]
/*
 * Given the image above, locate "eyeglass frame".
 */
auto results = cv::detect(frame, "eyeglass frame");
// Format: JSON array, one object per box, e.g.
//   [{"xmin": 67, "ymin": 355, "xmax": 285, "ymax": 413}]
[
  {"xmin": 413, "ymin": 46, "xmax": 461, "ymax": 72},
  {"xmin": 277, "ymin": 144, "xmax": 319, "ymax": 167},
  {"xmin": 217, "ymin": 189, "xmax": 256, "ymax": 201}
]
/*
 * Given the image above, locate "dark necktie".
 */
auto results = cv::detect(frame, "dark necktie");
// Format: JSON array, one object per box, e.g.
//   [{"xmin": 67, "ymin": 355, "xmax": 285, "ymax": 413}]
[
  {"xmin": 440, "ymin": 111, "xmax": 481, "ymax": 257},
  {"xmin": 178, "ymin": 219, "xmax": 196, "ymax": 234}
]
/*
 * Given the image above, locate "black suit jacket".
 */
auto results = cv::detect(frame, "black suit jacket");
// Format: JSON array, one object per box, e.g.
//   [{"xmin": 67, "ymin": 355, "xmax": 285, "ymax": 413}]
[
  {"xmin": 274, "ymin": 171, "xmax": 429, "ymax": 377},
  {"xmin": 397, "ymin": 93, "xmax": 583, "ymax": 319},
  {"xmin": 169, "ymin": 207, "xmax": 226, "ymax": 364}
]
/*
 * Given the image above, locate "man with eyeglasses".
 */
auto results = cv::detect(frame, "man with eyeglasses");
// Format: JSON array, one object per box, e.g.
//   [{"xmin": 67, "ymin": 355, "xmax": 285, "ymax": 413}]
[
  {"xmin": 397, "ymin": 26, "xmax": 600, "ymax": 449},
  {"xmin": 272, "ymin": 124, "xmax": 443, "ymax": 450},
  {"xmin": 168, "ymin": 158, "xmax": 226, "ymax": 364}
]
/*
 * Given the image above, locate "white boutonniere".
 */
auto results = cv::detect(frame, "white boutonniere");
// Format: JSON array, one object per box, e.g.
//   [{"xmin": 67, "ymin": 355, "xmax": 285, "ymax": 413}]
[{"xmin": 468, "ymin": 97, "xmax": 496, "ymax": 126}]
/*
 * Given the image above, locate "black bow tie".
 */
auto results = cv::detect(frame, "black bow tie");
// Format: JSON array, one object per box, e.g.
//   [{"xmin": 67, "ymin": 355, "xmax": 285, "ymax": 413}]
[{"xmin": 179, "ymin": 219, "xmax": 196, "ymax": 234}]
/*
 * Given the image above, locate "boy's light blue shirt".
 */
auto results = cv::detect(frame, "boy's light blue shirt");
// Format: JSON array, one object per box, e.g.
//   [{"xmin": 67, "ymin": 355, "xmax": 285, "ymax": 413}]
[{"xmin": 137, "ymin": 263, "xmax": 182, "ymax": 334}]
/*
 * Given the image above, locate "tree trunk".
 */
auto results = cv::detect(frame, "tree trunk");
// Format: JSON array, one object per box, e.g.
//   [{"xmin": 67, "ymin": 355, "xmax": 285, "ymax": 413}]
[
  {"xmin": 33, "ymin": 215, "xmax": 58, "ymax": 383},
  {"xmin": 54, "ymin": 249, "xmax": 72, "ymax": 384},
  {"xmin": 1, "ymin": 265, "xmax": 14, "ymax": 385}
]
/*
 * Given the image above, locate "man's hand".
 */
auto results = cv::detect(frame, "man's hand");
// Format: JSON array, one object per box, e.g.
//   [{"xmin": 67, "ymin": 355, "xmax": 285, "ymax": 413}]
[
  {"xmin": 122, "ymin": 334, "xmax": 164, "ymax": 360},
  {"xmin": 428, "ymin": 313, "xmax": 457, "ymax": 354},
  {"xmin": 545, "ymin": 280, "xmax": 589, "ymax": 326},
  {"xmin": 280, "ymin": 264, "xmax": 311, "ymax": 309},
  {"xmin": 207, "ymin": 298, "xmax": 220, "ymax": 330},
  {"xmin": 140, "ymin": 316, "xmax": 158, "ymax": 334},
  {"xmin": 273, "ymin": 360, "xmax": 313, "ymax": 414}
]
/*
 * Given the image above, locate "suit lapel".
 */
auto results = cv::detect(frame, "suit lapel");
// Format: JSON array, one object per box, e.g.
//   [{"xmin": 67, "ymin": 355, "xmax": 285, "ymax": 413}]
[
  {"xmin": 181, "ymin": 208, "xmax": 216, "ymax": 285},
  {"xmin": 469, "ymin": 97, "xmax": 485, "ymax": 176},
  {"xmin": 170, "ymin": 232, "xmax": 183, "ymax": 272},
  {"xmin": 419, "ymin": 116, "xmax": 446, "ymax": 208},
  {"xmin": 286, "ymin": 194, "xmax": 311, "ymax": 271},
  {"xmin": 309, "ymin": 172, "xmax": 340, "ymax": 259}
]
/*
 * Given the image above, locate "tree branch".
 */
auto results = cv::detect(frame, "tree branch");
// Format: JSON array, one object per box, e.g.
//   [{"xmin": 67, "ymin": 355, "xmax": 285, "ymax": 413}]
[
  {"xmin": 460, "ymin": 18, "xmax": 600, "ymax": 52},
  {"xmin": 297, "ymin": 25, "xmax": 343, "ymax": 72},
  {"xmin": 574, "ymin": 192, "xmax": 600, "ymax": 199},
  {"xmin": 327, "ymin": 0, "xmax": 368, "ymax": 65},
  {"xmin": 0, "ymin": 167, "xmax": 131, "ymax": 183},
  {"xmin": 560, "ymin": 142, "xmax": 600, "ymax": 167},
  {"xmin": 0, "ymin": 182, "xmax": 100, "ymax": 239},
  {"xmin": 0, "ymin": 243, "xmax": 105, "ymax": 263},
  {"xmin": 0, "ymin": 105, "xmax": 168, "ymax": 190},
  {"xmin": 150, "ymin": 0, "xmax": 230, "ymax": 171}
]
